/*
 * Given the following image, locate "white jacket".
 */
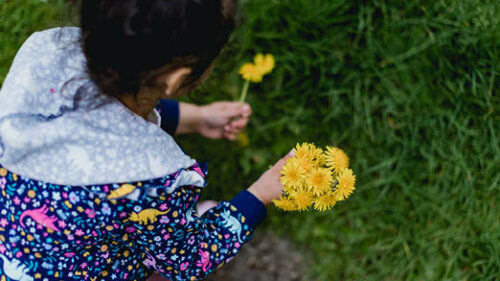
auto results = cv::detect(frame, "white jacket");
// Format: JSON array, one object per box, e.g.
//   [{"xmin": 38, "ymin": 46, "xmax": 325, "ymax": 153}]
[{"xmin": 0, "ymin": 27, "xmax": 203, "ymax": 190}]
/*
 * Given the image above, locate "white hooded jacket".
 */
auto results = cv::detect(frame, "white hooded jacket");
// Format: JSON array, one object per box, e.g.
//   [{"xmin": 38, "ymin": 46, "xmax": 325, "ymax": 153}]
[{"xmin": 0, "ymin": 27, "xmax": 204, "ymax": 190}]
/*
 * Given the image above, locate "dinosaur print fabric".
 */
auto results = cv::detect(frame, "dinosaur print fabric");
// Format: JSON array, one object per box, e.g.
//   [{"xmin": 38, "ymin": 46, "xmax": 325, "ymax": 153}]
[{"xmin": 0, "ymin": 163, "xmax": 255, "ymax": 281}]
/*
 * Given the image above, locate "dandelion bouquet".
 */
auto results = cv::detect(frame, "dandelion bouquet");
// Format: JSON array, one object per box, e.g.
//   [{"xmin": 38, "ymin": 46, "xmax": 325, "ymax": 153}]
[{"xmin": 274, "ymin": 143, "xmax": 356, "ymax": 212}]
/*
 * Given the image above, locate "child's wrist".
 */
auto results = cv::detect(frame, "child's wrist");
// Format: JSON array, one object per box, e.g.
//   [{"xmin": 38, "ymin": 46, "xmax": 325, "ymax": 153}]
[
  {"xmin": 247, "ymin": 184, "xmax": 270, "ymax": 206},
  {"xmin": 230, "ymin": 190, "xmax": 268, "ymax": 228},
  {"xmin": 177, "ymin": 102, "xmax": 203, "ymax": 134}
]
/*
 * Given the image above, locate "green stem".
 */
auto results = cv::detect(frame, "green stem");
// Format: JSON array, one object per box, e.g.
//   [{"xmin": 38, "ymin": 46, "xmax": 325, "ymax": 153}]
[{"xmin": 238, "ymin": 79, "xmax": 251, "ymax": 104}]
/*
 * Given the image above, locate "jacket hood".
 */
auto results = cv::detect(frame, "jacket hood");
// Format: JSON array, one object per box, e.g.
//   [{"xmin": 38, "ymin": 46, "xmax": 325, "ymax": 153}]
[{"xmin": 0, "ymin": 27, "xmax": 201, "ymax": 187}]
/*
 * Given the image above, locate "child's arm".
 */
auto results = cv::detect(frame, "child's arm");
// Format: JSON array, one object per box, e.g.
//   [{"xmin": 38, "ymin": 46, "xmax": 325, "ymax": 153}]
[
  {"xmin": 157, "ymin": 99, "xmax": 180, "ymax": 136},
  {"xmin": 126, "ymin": 152, "xmax": 292, "ymax": 280},
  {"xmin": 158, "ymin": 100, "xmax": 251, "ymax": 140}
]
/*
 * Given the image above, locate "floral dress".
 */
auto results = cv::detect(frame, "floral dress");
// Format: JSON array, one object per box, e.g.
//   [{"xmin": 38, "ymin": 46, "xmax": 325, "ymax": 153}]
[{"xmin": 0, "ymin": 163, "xmax": 266, "ymax": 281}]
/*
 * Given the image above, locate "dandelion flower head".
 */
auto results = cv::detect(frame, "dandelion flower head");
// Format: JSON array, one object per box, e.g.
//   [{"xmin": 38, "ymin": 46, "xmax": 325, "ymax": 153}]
[
  {"xmin": 325, "ymin": 146, "xmax": 349, "ymax": 174},
  {"xmin": 254, "ymin": 53, "xmax": 275, "ymax": 75},
  {"xmin": 293, "ymin": 143, "xmax": 316, "ymax": 161},
  {"xmin": 314, "ymin": 193, "xmax": 337, "ymax": 212},
  {"xmin": 280, "ymin": 160, "xmax": 305, "ymax": 190},
  {"xmin": 237, "ymin": 132, "xmax": 249, "ymax": 147},
  {"xmin": 294, "ymin": 156, "xmax": 316, "ymax": 173},
  {"xmin": 291, "ymin": 190, "xmax": 313, "ymax": 211},
  {"xmin": 273, "ymin": 196, "xmax": 296, "ymax": 211},
  {"xmin": 333, "ymin": 168, "xmax": 356, "ymax": 201},
  {"xmin": 312, "ymin": 146, "xmax": 326, "ymax": 166},
  {"xmin": 239, "ymin": 63, "xmax": 263, "ymax": 82},
  {"xmin": 306, "ymin": 167, "xmax": 333, "ymax": 196}
]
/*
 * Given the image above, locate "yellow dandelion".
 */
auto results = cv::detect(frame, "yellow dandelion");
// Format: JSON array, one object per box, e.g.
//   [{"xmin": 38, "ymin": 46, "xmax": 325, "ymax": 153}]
[
  {"xmin": 313, "ymin": 193, "xmax": 337, "ymax": 212},
  {"xmin": 305, "ymin": 167, "xmax": 333, "ymax": 195},
  {"xmin": 290, "ymin": 190, "xmax": 313, "ymax": 211},
  {"xmin": 294, "ymin": 156, "xmax": 316, "ymax": 173},
  {"xmin": 333, "ymin": 168, "xmax": 356, "ymax": 201},
  {"xmin": 325, "ymin": 146, "xmax": 349, "ymax": 174},
  {"xmin": 281, "ymin": 185, "xmax": 296, "ymax": 195},
  {"xmin": 280, "ymin": 160, "xmax": 305, "ymax": 190},
  {"xmin": 254, "ymin": 53, "xmax": 275, "ymax": 75},
  {"xmin": 293, "ymin": 143, "xmax": 316, "ymax": 161},
  {"xmin": 312, "ymin": 146, "xmax": 326, "ymax": 166},
  {"xmin": 273, "ymin": 196, "xmax": 296, "ymax": 211},
  {"xmin": 237, "ymin": 132, "xmax": 249, "ymax": 147},
  {"xmin": 238, "ymin": 63, "xmax": 263, "ymax": 83}
]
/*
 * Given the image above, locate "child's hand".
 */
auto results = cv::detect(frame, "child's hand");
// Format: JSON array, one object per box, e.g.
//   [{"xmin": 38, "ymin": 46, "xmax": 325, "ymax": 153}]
[
  {"xmin": 248, "ymin": 150, "xmax": 295, "ymax": 205},
  {"xmin": 197, "ymin": 101, "xmax": 252, "ymax": 140},
  {"xmin": 177, "ymin": 101, "xmax": 251, "ymax": 139}
]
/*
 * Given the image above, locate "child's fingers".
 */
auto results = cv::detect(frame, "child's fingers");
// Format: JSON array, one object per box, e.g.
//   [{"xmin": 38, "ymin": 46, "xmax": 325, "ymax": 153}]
[
  {"xmin": 223, "ymin": 118, "xmax": 249, "ymax": 134},
  {"xmin": 239, "ymin": 103, "xmax": 252, "ymax": 118},
  {"xmin": 225, "ymin": 102, "xmax": 251, "ymax": 119},
  {"xmin": 274, "ymin": 150, "xmax": 295, "ymax": 170},
  {"xmin": 229, "ymin": 117, "xmax": 249, "ymax": 130},
  {"xmin": 219, "ymin": 102, "xmax": 249, "ymax": 117},
  {"xmin": 211, "ymin": 102, "xmax": 241, "ymax": 120},
  {"xmin": 223, "ymin": 124, "xmax": 238, "ymax": 133},
  {"xmin": 223, "ymin": 131, "xmax": 238, "ymax": 141},
  {"xmin": 280, "ymin": 150, "xmax": 295, "ymax": 165}
]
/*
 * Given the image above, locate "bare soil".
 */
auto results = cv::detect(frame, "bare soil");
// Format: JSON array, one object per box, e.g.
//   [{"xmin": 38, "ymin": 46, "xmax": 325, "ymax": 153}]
[{"xmin": 206, "ymin": 231, "xmax": 305, "ymax": 281}]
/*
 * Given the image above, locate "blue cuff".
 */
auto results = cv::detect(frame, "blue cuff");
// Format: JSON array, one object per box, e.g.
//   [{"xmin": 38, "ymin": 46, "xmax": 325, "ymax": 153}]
[
  {"xmin": 158, "ymin": 99, "xmax": 180, "ymax": 135},
  {"xmin": 230, "ymin": 190, "xmax": 267, "ymax": 229}
]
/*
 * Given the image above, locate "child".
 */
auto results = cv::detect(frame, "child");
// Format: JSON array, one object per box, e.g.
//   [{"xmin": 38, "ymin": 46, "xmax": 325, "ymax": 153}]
[{"xmin": 0, "ymin": 0, "xmax": 291, "ymax": 280}]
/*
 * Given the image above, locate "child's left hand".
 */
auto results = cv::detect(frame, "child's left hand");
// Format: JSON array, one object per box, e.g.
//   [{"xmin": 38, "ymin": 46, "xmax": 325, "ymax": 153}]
[
  {"xmin": 199, "ymin": 101, "xmax": 252, "ymax": 140},
  {"xmin": 178, "ymin": 101, "xmax": 252, "ymax": 140}
]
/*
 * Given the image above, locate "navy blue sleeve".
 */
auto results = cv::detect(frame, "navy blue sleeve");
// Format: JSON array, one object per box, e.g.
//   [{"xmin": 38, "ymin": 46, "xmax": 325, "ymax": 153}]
[
  {"xmin": 230, "ymin": 190, "xmax": 267, "ymax": 229},
  {"xmin": 158, "ymin": 99, "xmax": 180, "ymax": 135},
  {"xmin": 128, "ymin": 187, "xmax": 267, "ymax": 280}
]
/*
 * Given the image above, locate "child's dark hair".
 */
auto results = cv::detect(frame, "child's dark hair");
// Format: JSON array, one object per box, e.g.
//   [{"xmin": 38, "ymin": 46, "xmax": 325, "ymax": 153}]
[{"xmin": 81, "ymin": 0, "xmax": 236, "ymax": 97}]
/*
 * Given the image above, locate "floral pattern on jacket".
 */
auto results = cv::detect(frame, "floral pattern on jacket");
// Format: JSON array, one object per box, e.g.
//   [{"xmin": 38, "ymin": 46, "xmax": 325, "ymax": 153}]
[{"xmin": 0, "ymin": 164, "xmax": 254, "ymax": 281}]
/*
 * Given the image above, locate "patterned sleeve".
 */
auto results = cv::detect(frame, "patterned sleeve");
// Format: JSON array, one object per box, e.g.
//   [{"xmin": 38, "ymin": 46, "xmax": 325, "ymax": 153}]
[{"xmin": 125, "ymin": 188, "xmax": 267, "ymax": 281}]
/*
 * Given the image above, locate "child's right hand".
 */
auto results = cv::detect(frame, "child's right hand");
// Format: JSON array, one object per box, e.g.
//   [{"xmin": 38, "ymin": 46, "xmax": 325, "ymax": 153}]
[{"xmin": 247, "ymin": 150, "xmax": 295, "ymax": 205}]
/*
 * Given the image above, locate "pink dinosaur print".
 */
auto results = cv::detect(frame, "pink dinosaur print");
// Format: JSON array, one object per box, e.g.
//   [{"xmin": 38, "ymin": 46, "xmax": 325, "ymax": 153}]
[
  {"xmin": 196, "ymin": 249, "xmax": 212, "ymax": 273},
  {"xmin": 19, "ymin": 204, "xmax": 60, "ymax": 232}
]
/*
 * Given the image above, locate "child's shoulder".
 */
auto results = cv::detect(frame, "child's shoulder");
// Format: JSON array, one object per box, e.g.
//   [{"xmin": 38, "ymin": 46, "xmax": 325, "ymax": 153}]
[
  {"xmin": 1, "ymin": 26, "xmax": 87, "ymax": 119},
  {"xmin": 24, "ymin": 27, "xmax": 81, "ymax": 45},
  {"xmin": 15, "ymin": 27, "xmax": 81, "ymax": 58},
  {"xmin": 5, "ymin": 27, "xmax": 84, "ymax": 93}
]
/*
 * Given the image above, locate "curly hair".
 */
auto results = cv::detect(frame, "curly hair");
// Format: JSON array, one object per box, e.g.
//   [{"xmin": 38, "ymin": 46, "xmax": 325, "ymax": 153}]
[{"xmin": 80, "ymin": 0, "xmax": 236, "ymax": 97}]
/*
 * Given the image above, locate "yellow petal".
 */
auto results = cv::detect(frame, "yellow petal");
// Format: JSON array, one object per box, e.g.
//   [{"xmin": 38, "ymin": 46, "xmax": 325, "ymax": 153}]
[
  {"xmin": 238, "ymin": 63, "xmax": 263, "ymax": 82},
  {"xmin": 254, "ymin": 53, "xmax": 275, "ymax": 75}
]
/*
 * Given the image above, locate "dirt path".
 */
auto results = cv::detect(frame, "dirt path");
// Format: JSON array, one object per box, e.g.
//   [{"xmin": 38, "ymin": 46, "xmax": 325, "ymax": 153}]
[{"xmin": 207, "ymin": 231, "xmax": 305, "ymax": 281}]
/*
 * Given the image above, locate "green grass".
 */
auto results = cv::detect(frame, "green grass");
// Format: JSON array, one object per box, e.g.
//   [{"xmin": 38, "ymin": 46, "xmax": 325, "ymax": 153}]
[
  {"xmin": 1, "ymin": 0, "xmax": 499, "ymax": 280},
  {"xmin": 0, "ymin": 0, "xmax": 75, "ymax": 83}
]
